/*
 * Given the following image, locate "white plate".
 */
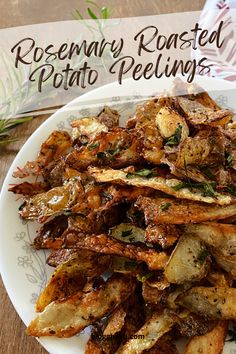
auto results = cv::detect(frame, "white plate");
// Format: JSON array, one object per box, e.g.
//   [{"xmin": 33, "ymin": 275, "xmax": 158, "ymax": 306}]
[{"xmin": 1, "ymin": 76, "xmax": 236, "ymax": 354}]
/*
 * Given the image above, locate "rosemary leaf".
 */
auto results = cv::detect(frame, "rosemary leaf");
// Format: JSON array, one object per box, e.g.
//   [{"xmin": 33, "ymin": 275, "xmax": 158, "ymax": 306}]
[
  {"xmin": 87, "ymin": 7, "xmax": 98, "ymax": 19},
  {"xmin": 165, "ymin": 125, "xmax": 182, "ymax": 146},
  {"xmin": 137, "ymin": 272, "xmax": 154, "ymax": 283},
  {"xmin": 126, "ymin": 169, "xmax": 157, "ymax": 179},
  {"xmin": 160, "ymin": 202, "xmax": 172, "ymax": 211}
]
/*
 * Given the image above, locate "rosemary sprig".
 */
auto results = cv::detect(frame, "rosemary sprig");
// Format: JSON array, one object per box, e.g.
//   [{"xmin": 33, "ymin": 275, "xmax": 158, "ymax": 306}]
[
  {"xmin": 126, "ymin": 169, "xmax": 157, "ymax": 179},
  {"xmin": 172, "ymin": 181, "xmax": 217, "ymax": 198},
  {"xmin": 73, "ymin": 0, "xmax": 110, "ymax": 21},
  {"xmin": 0, "ymin": 116, "xmax": 33, "ymax": 145}
]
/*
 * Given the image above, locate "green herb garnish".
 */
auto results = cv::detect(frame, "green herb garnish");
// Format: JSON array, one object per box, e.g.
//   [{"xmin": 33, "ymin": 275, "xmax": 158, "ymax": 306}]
[
  {"xmin": 160, "ymin": 202, "xmax": 172, "ymax": 211},
  {"xmin": 165, "ymin": 125, "xmax": 182, "ymax": 146},
  {"xmin": 200, "ymin": 166, "xmax": 215, "ymax": 180},
  {"xmin": 172, "ymin": 181, "xmax": 217, "ymax": 197},
  {"xmin": 197, "ymin": 249, "xmax": 209, "ymax": 264},
  {"xmin": 225, "ymin": 151, "xmax": 233, "ymax": 168},
  {"xmin": 73, "ymin": 0, "xmax": 110, "ymax": 21},
  {"xmin": 96, "ymin": 151, "xmax": 106, "ymax": 158},
  {"xmin": 202, "ymin": 183, "xmax": 216, "ymax": 197},
  {"xmin": 0, "ymin": 116, "xmax": 33, "ymax": 145},
  {"xmin": 121, "ymin": 229, "xmax": 133, "ymax": 237},
  {"xmin": 107, "ymin": 147, "xmax": 120, "ymax": 156},
  {"xmin": 223, "ymin": 185, "xmax": 236, "ymax": 197},
  {"xmin": 126, "ymin": 169, "xmax": 157, "ymax": 179},
  {"xmin": 88, "ymin": 141, "xmax": 100, "ymax": 150},
  {"xmin": 137, "ymin": 272, "xmax": 154, "ymax": 283}
]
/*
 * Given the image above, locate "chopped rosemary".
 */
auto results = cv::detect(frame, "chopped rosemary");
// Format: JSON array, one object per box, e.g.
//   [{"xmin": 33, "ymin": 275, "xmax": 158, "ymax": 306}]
[
  {"xmin": 137, "ymin": 272, "xmax": 154, "ymax": 283},
  {"xmin": 126, "ymin": 169, "xmax": 157, "ymax": 179},
  {"xmin": 222, "ymin": 185, "xmax": 236, "ymax": 197},
  {"xmin": 96, "ymin": 151, "xmax": 106, "ymax": 158},
  {"xmin": 197, "ymin": 249, "xmax": 209, "ymax": 264},
  {"xmin": 200, "ymin": 166, "xmax": 215, "ymax": 180},
  {"xmin": 225, "ymin": 151, "xmax": 233, "ymax": 168},
  {"xmin": 160, "ymin": 202, "xmax": 172, "ymax": 211},
  {"xmin": 165, "ymin": 125, "xmax": 182, "ymax": 146},
  {"xmin": 172, "ymin": 181, "xmax": 217, "ymax": 197},
  {"xmin": 88, "ymin": 141, "xmax": 100, "ymax": 150}
]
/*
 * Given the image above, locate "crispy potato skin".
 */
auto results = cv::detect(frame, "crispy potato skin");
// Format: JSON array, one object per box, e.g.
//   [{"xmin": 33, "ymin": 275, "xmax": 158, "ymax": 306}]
[
  {"xmin": 127, "ymin": 99, "xmax": 164, "ymax": 164},
  {"xmin": 136, "ymin": 197, "xmax": 236, "ymax": 224},
  {"xmin": 36, "ymin": 252, "xmax": 110, "ymax": 312},
  {"xmin": 145, "ymin": 224, "xmax": 179, "ymax": 248},
  {"xmin": 164, "ymin": 235, "xmax": 209, "ymax": 284},
  {"xmin": 27, "ymin": 275, "xmax": 136, "ymax": 338},
  {"xmin": 184, "ymin": 320, "xmax": 228, "ymax": 354},
  {"xmin": 176, "ymin": 96, "xmax": 232, "ymax": 126},
  {"xmin": 89, "ymin": 167, "xmax": 232, "ymax": 205},
  {"xmin": 66, "ymin": 128, "xmax": 142, "ymax": 170},
  {"xmin": 184, "ymin": 223, "xmax": 236, "ymax": 276},
  {"xmin": 178, "ymin": 287, "xmax": 236, "ymax": 319},
  {"xmin": 33, "ymin": 215, "xmax": 68, "ymax": 250},
  {"xmin": 13, "ymin": 131, "xmax": 71, "ymax": 178},
  {"xmin": 66, "ymin": 233, "xmax": 168, "ymax": 270},
  {"xmin": 116, "ymin": 310, "xmax": 175, "ymax": 354},
  {"xmin": 46, "ymin": 249, "xmax": 75, "ymax": 267},
  {"xmin": 103, "ymin": 304, "xmax": 126, "ymax": 336},
  {"xmin": 8, "ymin": 182, "xmax": 48, "ymax": 197}
]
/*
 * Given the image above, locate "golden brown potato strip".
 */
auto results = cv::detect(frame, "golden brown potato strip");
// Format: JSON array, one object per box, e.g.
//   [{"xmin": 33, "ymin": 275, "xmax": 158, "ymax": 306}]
[
  {"xmin": 178, "ymin": 287, "xmax": 236, "ymax": 319},
  {"xmin": 36, "ymin": 251, "xmax": 110, "ymax": 312},
  {"xmin": 67, "ymin": 233, "xmax": 168, "ymax": 270},
  {"xmin": 103, "ymin": 304, "xmax": 126, "ymax": 336},
  {"xmin": 89, "ymin": 167, "xmax": 232, "ymax": 205},
  {"xmin": 135, "ymin": 197, "xmax": 236, "ymax": 224},
  {"xmin": 66, "ymin": 128, "xmax": 142, "ymax": 170},
  {"xmin": 145, "ymin": 224, "xmax": 179, "ymax": 248},
  {"xmin": 184, "ymin": 223, "xmax": 236, "ymax": 276},
  {"xmin": 165, "ymin": 234, "xmax": 210, "ymax": 284},
  {"xmin": 116, "ymin": 310, "xmax": 175, "ymax": 354},
  {"xmin": 13, "ymin": 131, "xmax": 71, "ymax": 178},
  {"xmin": 27, "ymin": 274, "xmax": 136, "ymax": 338},
  {"xmin": 8, "ymin": 182, "xmax": 48, "ymax": 197},
  {"xmin": 184, "ymin": 320, "xmax": 228, "ymax": 354}
]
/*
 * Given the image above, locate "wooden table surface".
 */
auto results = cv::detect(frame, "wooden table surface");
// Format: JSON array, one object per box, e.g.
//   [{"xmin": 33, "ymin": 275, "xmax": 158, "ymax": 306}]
[{"xmin": 0, "ymin": 1, "xmax": 205, "ymax": 353}]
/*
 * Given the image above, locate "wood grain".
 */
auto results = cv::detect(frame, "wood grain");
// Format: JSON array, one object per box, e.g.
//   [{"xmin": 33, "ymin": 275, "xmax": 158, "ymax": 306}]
[{"xmin": 0, "ymin": 1, "xmax": 205, "ymax": 353}]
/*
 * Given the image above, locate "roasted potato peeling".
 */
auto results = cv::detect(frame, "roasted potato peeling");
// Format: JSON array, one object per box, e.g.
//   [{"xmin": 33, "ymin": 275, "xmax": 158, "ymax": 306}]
[{"xmin": 10, "ymin": 80, "xmax": 236, "ymax": 353}]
